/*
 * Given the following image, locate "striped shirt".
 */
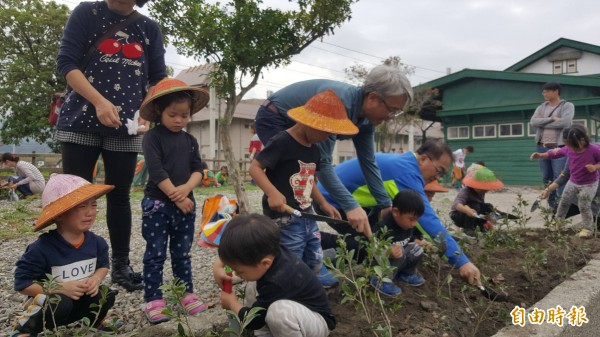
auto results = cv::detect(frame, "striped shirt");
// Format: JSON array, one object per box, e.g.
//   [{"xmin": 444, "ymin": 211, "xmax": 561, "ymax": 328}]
[{"xmin": 15, "ymin": 161, "xmax": 46, "ymax": 194}]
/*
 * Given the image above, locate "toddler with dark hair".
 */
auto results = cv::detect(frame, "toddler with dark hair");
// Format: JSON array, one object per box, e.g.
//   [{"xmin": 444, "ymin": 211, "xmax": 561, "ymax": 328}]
[
  {"xmin": 369, "ymin": 189, "xmax": 427, "ymax": 296},
  {"xmin": 213, "ymin": 214, "xmax": 335, "ymax": 336}
]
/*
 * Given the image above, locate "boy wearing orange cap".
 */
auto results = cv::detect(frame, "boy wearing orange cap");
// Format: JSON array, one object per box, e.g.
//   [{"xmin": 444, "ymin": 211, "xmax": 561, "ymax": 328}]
[
  {"xmin": 137, "ymin": 78, "xmax": 209, "ymax": 323},
  {"xmin": 249, "ymin": 89, "xmax": 358, "ymax": 288},
  {"xmin": 12, "ymin": 174, "xmax": 117, "ymax": 336},
  {"xmin": 450, "ymin": 168, "xmax": 504, "ymax": 235}
]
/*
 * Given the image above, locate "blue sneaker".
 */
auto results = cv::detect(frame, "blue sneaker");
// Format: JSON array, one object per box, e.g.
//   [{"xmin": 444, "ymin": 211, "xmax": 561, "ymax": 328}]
[
  {"xmin": 317, "ymin": 265, "xmax": 339, "ymax": 288},
  {"xmin": 395, "ymin": 272, "xmax": 425, "ymax": 286},
  {"xmin": 370, "ymin": 276, "xmax": 402, "ymax": 296}
]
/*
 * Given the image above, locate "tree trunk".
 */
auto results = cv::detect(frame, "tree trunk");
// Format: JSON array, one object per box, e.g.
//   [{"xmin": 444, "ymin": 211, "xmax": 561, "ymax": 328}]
[{"xmin": 219, "ymin": 122, "xmax": 251, "ymax": 214}]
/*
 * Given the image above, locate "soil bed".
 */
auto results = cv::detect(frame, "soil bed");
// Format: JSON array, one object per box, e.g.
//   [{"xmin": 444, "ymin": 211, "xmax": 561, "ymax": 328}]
[{"xmin": 328, "ymin": 228, "xmax": 600, "ymax": 337}]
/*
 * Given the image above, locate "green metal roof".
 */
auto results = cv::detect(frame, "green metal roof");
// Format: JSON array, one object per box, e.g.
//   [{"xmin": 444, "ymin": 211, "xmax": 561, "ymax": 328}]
[
  {"xmin": 505, "ymin": 37, "xmax": 600, "ymax": 72},
  {"xmin": 416, "ymin": 68, "xmax": 600, "ymax": 91},
  {"xmin": 437, "ymin": 97, "xmax": 600, "ymax": 117}
]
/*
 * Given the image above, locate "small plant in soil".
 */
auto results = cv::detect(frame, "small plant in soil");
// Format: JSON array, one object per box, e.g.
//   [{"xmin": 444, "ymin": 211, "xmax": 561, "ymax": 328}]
[{"xmin": 326, "ymin": 231, "xmax": 397, "ymax": 337}]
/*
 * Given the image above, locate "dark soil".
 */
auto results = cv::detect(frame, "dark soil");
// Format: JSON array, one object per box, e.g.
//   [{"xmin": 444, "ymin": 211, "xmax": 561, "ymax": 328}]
[{"xmin": 327, "ymin": 228, "xmax": 600, "ymax": 337}]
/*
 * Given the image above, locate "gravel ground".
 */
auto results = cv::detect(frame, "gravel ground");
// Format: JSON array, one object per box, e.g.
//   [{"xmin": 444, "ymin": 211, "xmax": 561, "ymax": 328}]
[{"xmin": 0, "ymin": 185, "xmax": 546, "ymax": 335}]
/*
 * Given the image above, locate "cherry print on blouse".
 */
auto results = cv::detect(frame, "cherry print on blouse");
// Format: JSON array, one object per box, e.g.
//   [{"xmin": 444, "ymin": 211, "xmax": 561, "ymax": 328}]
[{"xmin": 97, "ymin": 31, "xmax": 144, "ymax": 59}]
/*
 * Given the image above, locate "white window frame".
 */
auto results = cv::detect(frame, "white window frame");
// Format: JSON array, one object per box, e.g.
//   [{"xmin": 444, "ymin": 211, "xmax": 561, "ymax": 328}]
[
  {"xmin": 447, "ymin": 126, "xmax": 469, "ymax": 140},
  {"xmin": 591, "ymin": 120, "xmax": 596, "ymax": 136},
  {"xmin": 566, "ymin": 59, "xmax": 577, "ymax": 74},
  {"xmin": 552, "ymin": 60, "xmax": 563, "ymax": 74},
  {"xmin": 499, "ymin": 123, "xmax": 524, "ymax": 138},
  {"xmin": 473, "ymin": 124, "xmax": 496, "ymax": 139}
]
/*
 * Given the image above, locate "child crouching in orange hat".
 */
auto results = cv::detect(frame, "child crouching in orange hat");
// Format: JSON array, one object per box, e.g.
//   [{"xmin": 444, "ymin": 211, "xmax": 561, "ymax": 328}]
[
  {"xmin": 11, "ymin": 174, "xmax": 117, "ymax": 336},
  {"xmin": 249, "ymin": 89, "xmax": 358, "ymax": 289},
  {"xmin": 449, "ymin": 167, "xmax": 504, "ymax": 236}
]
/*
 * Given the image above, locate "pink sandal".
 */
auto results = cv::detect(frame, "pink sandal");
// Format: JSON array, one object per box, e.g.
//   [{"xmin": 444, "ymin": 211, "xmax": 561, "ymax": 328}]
[
  {"xmin": 145, "ymin": 299, "xmax": 169, "ymax": 324},
  {"xmin": 181, "ymin": 293, "xmax": 206, "ymax": 316}
]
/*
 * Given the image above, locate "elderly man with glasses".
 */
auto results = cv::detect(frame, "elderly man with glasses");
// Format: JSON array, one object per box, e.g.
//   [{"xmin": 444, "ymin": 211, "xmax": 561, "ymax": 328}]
[
  {"xmin": 317, "ymin": 140, "xmax": 482, "ymax": 288},
  {"xmin": 254, "ymin": 65, "xmax": 413, "ymax": 240}
]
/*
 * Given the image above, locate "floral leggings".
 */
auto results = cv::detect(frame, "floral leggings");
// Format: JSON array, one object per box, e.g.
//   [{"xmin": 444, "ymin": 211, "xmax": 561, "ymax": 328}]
[{"xmin": 556, "ymin": 180, "xmax": 600, "ymax": 229}]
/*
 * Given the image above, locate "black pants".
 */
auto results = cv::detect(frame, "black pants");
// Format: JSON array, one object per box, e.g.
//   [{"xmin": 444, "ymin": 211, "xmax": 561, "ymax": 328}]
[
  {"xmin": 318, "ymin": 206, "xmax": 380, "ymax": 264},
  {"xmin": 16, "ymin": 287, "xmax": 116, "ymax": 334},
  {"xmin": 61, "ymin": 142, "xmax": 137, "ymax": 258},
  {"xmin": 451, "ymin": 202, "xmax": 494, "ymax": 235}
]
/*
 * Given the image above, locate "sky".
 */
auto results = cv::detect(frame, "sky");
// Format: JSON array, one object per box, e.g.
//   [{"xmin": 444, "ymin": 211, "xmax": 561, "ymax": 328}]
[{"xmin": 55, "ymin": 0, "xmax": 600, "ymax": 99}]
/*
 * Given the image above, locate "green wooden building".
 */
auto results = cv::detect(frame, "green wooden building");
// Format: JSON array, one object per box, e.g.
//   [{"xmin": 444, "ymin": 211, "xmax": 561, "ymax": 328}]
[{"xmin": 419, "ymin": 38, "xmax": 600, "ymax": 186}]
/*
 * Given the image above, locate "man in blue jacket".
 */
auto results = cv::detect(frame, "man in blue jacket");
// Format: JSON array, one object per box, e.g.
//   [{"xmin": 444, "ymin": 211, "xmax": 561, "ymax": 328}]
[{"xmin": 319, "ymin": 140, "xmax": 481, "ymax": 286}]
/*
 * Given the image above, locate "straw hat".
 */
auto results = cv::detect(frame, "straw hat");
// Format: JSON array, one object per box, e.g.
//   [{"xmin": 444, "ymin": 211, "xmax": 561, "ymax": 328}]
[
  {"xmin": 34, "ymin": 174, "xmax": 114, "ymax": 232},
  {"xmin": 424, "ymin": 180, "xmax": 448, "ymax": 193},
  {"xmin": 287, "ymin": 89, "xmax": 358, "ymax": 135},
  {"xmin": 462, "ymin": 167, "xmax": 504, "ymax": 191},
  {"xmin": 139, "ymin": 78, "xmax": 210, "ymax": 123}
]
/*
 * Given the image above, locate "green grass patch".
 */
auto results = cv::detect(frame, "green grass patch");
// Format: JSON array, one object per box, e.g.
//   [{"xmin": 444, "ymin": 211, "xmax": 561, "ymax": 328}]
[{"xmin": 0, "ymin": 200, "xmax": 37, "ymax": 240}]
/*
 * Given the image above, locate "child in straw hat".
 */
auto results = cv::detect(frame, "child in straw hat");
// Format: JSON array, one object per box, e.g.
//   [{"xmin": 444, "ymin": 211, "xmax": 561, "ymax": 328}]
[
  {"xmin": 138, "ymin": 78, "xmax": 209, "ymax": 323},
  {"xmin": 449, "ymin": 167, "xmax": 504, "ymax": 236},
  {"xmin": 11, "ymin": 174, "xmax": 117, "ymax": 336},
  {"xmin": 249, "ymin": 89, "xmax": 358, "ymax": 288}
]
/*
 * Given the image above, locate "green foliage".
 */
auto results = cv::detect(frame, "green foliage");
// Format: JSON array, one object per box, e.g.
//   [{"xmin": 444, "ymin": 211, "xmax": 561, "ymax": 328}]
[
  {"xmin": 160, "ymin": 278, "xmax": 195, "ymax": 337},
  {"xmin": 326, "ymin": 231, "xmax": 397, "ymax": 337},
  {"xmin": 0, "ymin": 0, "xmax": 70, "ymax": 145}
]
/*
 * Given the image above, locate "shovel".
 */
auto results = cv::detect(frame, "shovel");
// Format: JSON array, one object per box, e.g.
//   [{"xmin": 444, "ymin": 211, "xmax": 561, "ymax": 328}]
[
  {"xmin": 478, "ymin": 284, "xmax": 510, "ymax": 302},
  {"xmin": 284, "ymin": 205, "xmax": 350, "ymax": 224},
  {"xmin": 530, "ymin": 197, "xmax": 542, "ymax": 212}
]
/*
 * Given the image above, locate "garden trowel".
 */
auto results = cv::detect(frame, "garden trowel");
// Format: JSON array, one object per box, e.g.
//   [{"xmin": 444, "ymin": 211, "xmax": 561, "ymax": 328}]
[
  {"xmin": 530, "ymin": 197, "xmax": 542, "ymax": 212},
  {"xmin": 478, "ymin": 285, "xmax": 509, "ymax": 302}
]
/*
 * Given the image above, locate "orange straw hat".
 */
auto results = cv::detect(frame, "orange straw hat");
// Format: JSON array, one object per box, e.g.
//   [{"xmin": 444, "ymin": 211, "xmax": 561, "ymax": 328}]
[
  {"xmin": 34, "ymin": 174, "xmax": 114, "ymax": 232},
  {"xmin": 424, "ymin": 180, "xmax": 448, "ymax": 193},
  {"xmin": 462, "ymin": 167, "xmax": 504, "ymax": 191},
  {"xmin": 139, "ymin": 78, "xmax": 210, "ymax": 123},
  {"xmin": 287, "ymin": 89, "xmax": 358, "ymax": 135}
]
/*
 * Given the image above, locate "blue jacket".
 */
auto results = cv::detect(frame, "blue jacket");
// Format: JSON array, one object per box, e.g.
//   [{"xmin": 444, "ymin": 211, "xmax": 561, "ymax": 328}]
[{"xmin": 319, "ymin": 152, "xmax": 470, "ymax": 268}]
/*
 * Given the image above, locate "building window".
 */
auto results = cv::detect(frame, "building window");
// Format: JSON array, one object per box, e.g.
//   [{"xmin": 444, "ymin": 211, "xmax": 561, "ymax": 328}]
[
  {"xmin": 566, "ymin": 59, "xmax": 577, "ymax": 73},
  {"xmin": 552, "ymin": 61, "xmax": 563, "ymax": 74},
  {"xmin": 473, "ymin": 125, "xmax": 496, "ymax": 138},
  {"xmin": 499, "ymin": 123, "xmax": 524, "ymax": 137},
  {"xmin": 573, "ymin": 119, "xmax": 587, "ymax": 130},
  {"xmin": 447, "ymin": 126, "xmax": 469, "ymax": 139}
]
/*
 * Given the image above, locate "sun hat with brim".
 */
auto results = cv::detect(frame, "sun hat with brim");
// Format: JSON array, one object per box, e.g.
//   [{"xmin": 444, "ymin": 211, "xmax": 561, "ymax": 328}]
[
  {"xmin": 462, "ymin": 167, "xmax": 504, "ymax": 191},
  {"xmin": 139, "ymin": 78, "xmax": 210, "ymax": 123},
  {"xmin": 34, "ymin": 174, "xmax": 114, "ymax": 232},
  {"xmin": 424, "ymin": 180, "xmax": 448, "ymax": 193},
  {"xmin": 287, "ymin": 89, "xmax": 358, "ymax": 135}
]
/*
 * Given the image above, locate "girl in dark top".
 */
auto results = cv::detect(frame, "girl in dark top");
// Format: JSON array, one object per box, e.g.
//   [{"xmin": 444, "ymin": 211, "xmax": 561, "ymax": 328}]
[{"xmin": 138, "ymin": 78, "xmax": 209, "ymax": 323}]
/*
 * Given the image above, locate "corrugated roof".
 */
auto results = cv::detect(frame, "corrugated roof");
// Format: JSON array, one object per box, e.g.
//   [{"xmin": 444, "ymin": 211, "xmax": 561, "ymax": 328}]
[{"xmin": 175, "ymin": 64, "xmax": 215, "ymax": 87}]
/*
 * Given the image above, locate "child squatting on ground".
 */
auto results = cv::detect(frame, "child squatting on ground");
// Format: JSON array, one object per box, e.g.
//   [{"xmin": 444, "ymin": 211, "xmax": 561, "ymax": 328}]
[
  {"xmin": 369, "ymin": 189, "xmax": 427, "ymax": 296},
  {"xmin": 450, "ymin": 167, "xmax": 504, "ymax": 236},
  {"xmin": 213, "ymin": 214, "xmax": 336, "ymax": 337},
  {"xmin": 11, "ymin": 174, "xmax": 117, "ymax": 336},
  {"xmin": 530, "ymin": 124, "xmax": 600, "ymax": 238},
  {"xmin": 249, "ymin": 89, "xmax": 358, "ymax": 288},
  {"xmin": 138, "ymin": 78, "xmax": 209, "ymax": 323}
]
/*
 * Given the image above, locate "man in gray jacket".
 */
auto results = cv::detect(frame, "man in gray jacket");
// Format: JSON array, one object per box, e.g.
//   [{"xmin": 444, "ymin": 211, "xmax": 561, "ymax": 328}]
[{"xmin": 529, "ymin": 82, "xmax": 574, "ymax": 208}]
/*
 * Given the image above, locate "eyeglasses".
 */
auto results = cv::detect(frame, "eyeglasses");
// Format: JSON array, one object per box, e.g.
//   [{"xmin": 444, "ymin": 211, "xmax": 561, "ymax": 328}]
[
  {"xmin": 426, "ymin": 154, "xmax": 447, "ymax": 178},
  {"xmin": 377, "ymin": 95, "xmax": 404, "ymax": 118}
]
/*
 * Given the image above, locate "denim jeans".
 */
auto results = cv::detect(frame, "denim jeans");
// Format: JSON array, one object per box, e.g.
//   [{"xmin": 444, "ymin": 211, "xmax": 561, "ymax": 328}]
[
  {"xmin": 276, "ymin": 215, "xmax": 323, "ymax": 273},
  {"xmin": 141, "ymin": 197, "xmax": 196, "ymax": 302},
  {"xmin": 8, "ymin": 176, "xmax": 32, "ymax": 196},
  {"xmin": 537, "ymin": 145, "xmax": 567, "ymax": 209}
]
